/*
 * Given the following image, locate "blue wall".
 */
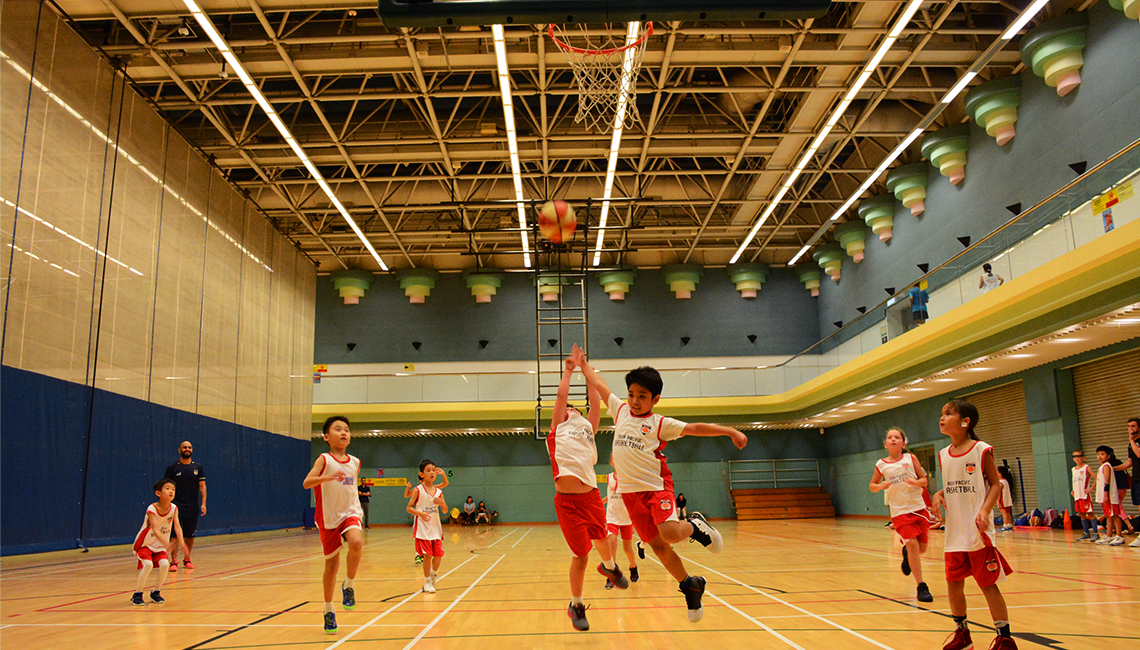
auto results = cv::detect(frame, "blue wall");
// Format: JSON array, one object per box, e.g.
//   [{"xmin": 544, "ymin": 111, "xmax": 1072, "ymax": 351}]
[
  {"xmin": 316, "ymin": 426, "xmax": 828, "ymax": 523},
  {"xmin": 315, "ymin": 267, "xmax": 820, "ymax": 363},
  {"xmin": 817, "ymin": 5, "xmax": 1140, "ymax": 348},
  {"xmin": 0, "ymin": 366, "xmax": 310, "ymax": 555}
]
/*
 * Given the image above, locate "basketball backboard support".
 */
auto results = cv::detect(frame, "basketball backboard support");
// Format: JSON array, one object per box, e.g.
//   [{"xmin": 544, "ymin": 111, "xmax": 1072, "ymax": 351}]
[{"xmin": 376, "ymin": 0, "xmax": 832, "ymax": 27}]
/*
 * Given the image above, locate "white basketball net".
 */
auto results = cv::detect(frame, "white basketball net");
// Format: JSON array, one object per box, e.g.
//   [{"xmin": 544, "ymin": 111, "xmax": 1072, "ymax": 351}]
[{"xmin": 548, "ymin": 22, "xmax": 652, "ymax": 133}]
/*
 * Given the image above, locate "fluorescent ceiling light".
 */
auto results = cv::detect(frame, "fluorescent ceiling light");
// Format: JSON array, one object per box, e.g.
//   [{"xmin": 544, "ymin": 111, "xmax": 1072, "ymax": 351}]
[
  {"xmin": 492, "ymin": 24, "xmax": 532, "ymax": 268},
  {"xmin": 1003, "ymin": 0, "xmax": 1052, "ymax": 40},
  {"xmin": 183, "ymin": 1, "xmax": 388, "ymax": 271},
  {"xmin": 941, "ymin": 71, "xmax": 977, "ymax": 104}
]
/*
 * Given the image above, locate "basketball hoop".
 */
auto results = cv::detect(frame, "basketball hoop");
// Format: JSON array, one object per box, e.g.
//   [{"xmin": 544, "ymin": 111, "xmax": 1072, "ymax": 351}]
[{"xmin": 548, "ymin": 22, "xmax": 653, "ymax": 132}]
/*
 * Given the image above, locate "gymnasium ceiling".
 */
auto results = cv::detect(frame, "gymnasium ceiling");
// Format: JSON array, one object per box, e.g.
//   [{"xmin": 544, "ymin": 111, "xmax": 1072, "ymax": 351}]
[{"xmin": 54, "ymin": 0, "xmax": 1093, "ymax": 274}]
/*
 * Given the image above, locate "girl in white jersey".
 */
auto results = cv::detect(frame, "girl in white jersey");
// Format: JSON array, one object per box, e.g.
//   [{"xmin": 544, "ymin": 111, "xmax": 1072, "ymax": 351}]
[
  {"xmin": 932, "ymin": 400, "xmax": 1017, "ymax": 650},
  {"xmin": 869, "ymin": 427, "xmax": 933, "ymax": 603},
  {"xmin": 548, "ymin": 348, "xmax": 628, "ymax": 632}
]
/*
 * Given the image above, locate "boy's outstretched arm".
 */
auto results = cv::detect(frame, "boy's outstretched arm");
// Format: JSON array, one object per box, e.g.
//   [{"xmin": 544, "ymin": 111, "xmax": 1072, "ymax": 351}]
[
  {"xmin": 552, "ymin": 354, "xmax": 575, "ymax": 425},
  {"xmin": 570, "ymin": 344, "xmax": 612, "ymax": 403},
  {"xmin": 681, "ymin": 422, "xmax": 748, "ymax": 449},
  {"xmin": 435, "ymin": 469, "xmax": 450, "ymax": 489},
  {"xmin": 586, "ymin": 381, "xmax": 601, "ymax": 432}
]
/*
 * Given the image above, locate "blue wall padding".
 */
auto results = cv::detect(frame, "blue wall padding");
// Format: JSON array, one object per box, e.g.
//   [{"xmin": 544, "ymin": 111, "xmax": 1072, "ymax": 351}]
[{"xmin": 1, "ymin": 365, "xmax": 310, "ymax": 555}]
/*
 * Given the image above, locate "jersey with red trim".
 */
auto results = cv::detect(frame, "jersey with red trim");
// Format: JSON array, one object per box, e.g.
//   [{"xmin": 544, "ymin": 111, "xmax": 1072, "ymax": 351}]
[
  {"xmin": 412, "ymin": 484, "xmax": 443, "ymax": 540},
  {"xmin": 547, "ymin": 410, "xmax": 598, "ymax": 487},
  {"xmin": 1071, "ymin": 465, "xmax": 1091, "ymax": 500},
  {"xmin": 606, "ymin": 393, "xmax": 687, "ymax": 494},
  {"xmin": 875, "ymin": 453, "xmax": 927, "ymax": 518},
  {"xmin": 1096, "ymin": 461, "xmax": 1120, "ymax": 505},
  {"xmin": 133, "ymin": 503, "xmax": 177, "ymax": 553},
  {"xmin": 998, "ymin": 478, "xmax": 1012, "ymax": 509},
  {"xmin": 605, "ymin": 472, "xmax": 632, "ymax": 526},
  {"xmin": 939, "ymin": 441, "xmax": 996, "ymax": 552},
  {"xmin": 314, "ymin": 452, "xmax": 363, "ymax": 530}
]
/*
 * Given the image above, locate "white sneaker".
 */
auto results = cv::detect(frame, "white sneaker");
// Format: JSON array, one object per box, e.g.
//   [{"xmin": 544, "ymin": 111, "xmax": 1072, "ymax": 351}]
[
  {"xmin": 1129, "ymin": 536, "xmax": 1140, "ymax": 547},
  {"xmin": 1109, "ymin": 536, "xmax": 1125, "ymax": 546},
  {"xmin": 1094, "ymin": 535, "xmax": 1111, "ymax": 544},
  {"xmin": 423, "ymin": 577, "xmax": 436, "ymax": 593}
]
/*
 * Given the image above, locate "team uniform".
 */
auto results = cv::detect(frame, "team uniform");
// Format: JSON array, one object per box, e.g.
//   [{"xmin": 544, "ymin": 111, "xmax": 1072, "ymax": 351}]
[
  {"xmin": 939, "ymin": 441, "xmax": 1012, "ymax": 587},
  {"xmin": 1072, "ymin": 465, "xmax": 1093, "ymax": 514},
  {"xmin": 547, "ymin": 409, "xmax": 607, "ymax": 557},
  {"xmin": 606, "ymin": 393, "xmax": 687, "ymax": 542},
  {"xmin": 1096, "ymin": 461, "xmax": 1122, "ymax": 518},
  {"xmin": 133, "ymin": 503, "xmax": 177, "ymax": 569},
  {"xmin": 411, "ymin": 483, "xmax": 445, "ymax": 557},
  {"xmin": 313, "ymin": 452, "xmax": 364, "ymax": 557},
  {"xmin": 875, "ymin": 453, "xmax": 931, "ymax": 543},
  {"xmin": 997, "ymin": 478, "xmax": 1013, "ymax": 510},
  {"xmin": 605, "ymin": 473, "xmax": 634, "ymax": 540}
]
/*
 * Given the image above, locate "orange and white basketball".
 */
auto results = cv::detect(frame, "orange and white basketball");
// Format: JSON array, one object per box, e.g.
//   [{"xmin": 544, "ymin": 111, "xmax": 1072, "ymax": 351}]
[{"xmin": 537, "ymin": 200, "xmax": 577, "ymax": 243}]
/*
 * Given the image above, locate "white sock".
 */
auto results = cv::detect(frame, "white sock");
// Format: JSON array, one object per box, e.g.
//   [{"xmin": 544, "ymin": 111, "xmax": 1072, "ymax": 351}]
[
  {"xmin": 571, "ymin": 596, "xmax": 584, "ymax": 606},
  {"xmin": 135, "ymin": 560, "xmax": 154, "ymax": 593},
  {"xmin": 153, "ymin": 561, "xmax": 170, "ymax": 590},
  {"xmin": 343, "ymin": 578, "xmax": 354, "ymax": 589},
  {"xmin": 601, "ymin": 559, "xmax": 615, "ymax": 570},
  {"xmin": 324, "ymin": 601, "xmax": 335, "ymax": 614},
  {"xmin": 431, "ymin": 570, "xmax": 438, "ymax": 579}
]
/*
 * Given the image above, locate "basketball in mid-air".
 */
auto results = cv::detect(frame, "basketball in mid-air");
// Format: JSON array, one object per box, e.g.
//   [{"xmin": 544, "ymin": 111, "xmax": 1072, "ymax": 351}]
[{"xmin": 537, "ymin": 200, "xmax": 577, "ymax": 243}]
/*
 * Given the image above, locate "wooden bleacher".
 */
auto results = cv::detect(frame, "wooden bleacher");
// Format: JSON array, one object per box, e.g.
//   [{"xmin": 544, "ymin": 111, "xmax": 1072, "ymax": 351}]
[{"xmin": 732, "ymin": 486, "xmax": 836, "ymax": 520}]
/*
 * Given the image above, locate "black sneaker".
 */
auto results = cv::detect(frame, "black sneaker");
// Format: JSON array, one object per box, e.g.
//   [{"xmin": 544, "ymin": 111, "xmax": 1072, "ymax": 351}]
[
  {"xmin": 596, "ymin": 563, "xmax": 629, "ymax": 589},
  {"xmin": 342, "ymin": 585, "xmax": 356, "ymax": 610},
  {"xmin": 567, "ymin": 602, "xmax": 589, "ymax": 631},
  {"xmin": 901, "ymin": 546, "xmax": 911, "ymax": 576},
  {"xmin": 687, "ymin": 512, "xmax": 723, "ymax": 554},
  {"xmin": 680, "ymin": 575, "xmax": 706, "ymax": 622},
  {"xmin": 916, "ymin": 582, "xmax": 933, "ymax": 603},
  {"xmin": 324, "ymin": 611, "xmax": 338, "ymax": 635},
  {"xmin": 637, "ymin": 541, "xmax": 646, "ymax": 560},
  {"xmin": 604, "ymin": 579, "xmax": 614, "ymax": 590},
  {"xmin": 149, "ymin": 591, "xmax": 164, "ymax": 604},
  {"xmin": 629, "ymin": 566, "xmax": 639, "ymax": 582},
  {"xmin": 130, "ymin": 592, "xmax": 145, "ymax": 606}
]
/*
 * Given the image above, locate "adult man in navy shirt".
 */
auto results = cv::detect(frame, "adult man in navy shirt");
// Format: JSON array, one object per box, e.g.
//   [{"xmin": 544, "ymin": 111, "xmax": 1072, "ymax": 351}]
[{"xmin": 164, "ymin": 441, "xmax": 207, "ymax": 570}]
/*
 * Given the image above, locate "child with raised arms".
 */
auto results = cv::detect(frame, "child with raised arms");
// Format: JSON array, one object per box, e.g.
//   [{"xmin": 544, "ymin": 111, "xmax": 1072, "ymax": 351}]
[
  {"xmin": 407, "ymin": 459, "xmax": 448, "ymax": 592},
  {"xmin": 549, "ymin": 347, "xmax": 628, "ymax": 631},
  {"xmin": 932, "ymin": 400, "xmax": 1016, "ymax": 650},
  {"xmin": 131, "ymin": 478, "xmax": 190, "ymax": 605},
  {"xmin": 869, "ymin": 427, "xmax": 933, "ymax": 603},
  {"xmin": 572, "ymin": 346, "xmax": 747, "ymax": 623},
  {"xmin": 303, "ymin": 415, "xmax": 365, "ymax": 635}
]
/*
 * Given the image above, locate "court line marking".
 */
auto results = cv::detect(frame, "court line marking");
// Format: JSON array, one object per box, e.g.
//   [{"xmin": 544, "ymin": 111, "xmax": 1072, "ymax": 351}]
[
  {"xmin": 736, "ymin": 531, "xmax": 887, "ymax": 559},
  {"xmin": 401, "ymin": 554, "xmax": 505, "ymax": 650},
  {"xmin": 321, "ymin": 554, "xmax": 480, "ymax": 650},
  {"xmin": 680, "ymin": 554, "xmax": 900, "ymax": 650},
  {"xmin": 484, "ymin": 528, "xmax": 519, "ymax": 548},
  {"xmin": 510, "ymin": 528, "xmax": 533, "ymax": 548},
  {"xmin": 220, "ymin": 537, "xmax": 401, "ymax": 580},
  {"xmin": 703, "ymin": 591, "xmax": 807, "ymax": 650}
]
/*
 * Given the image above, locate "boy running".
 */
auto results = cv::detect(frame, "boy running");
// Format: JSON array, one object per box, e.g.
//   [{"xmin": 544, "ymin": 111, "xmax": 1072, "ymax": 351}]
[
  {"xmin": 407, "ymin": 459, "xmax": 447, "ymax": 592},
  {"xmin": 573, "ymin": 347, "xmax": 747, "ymax": 623}
]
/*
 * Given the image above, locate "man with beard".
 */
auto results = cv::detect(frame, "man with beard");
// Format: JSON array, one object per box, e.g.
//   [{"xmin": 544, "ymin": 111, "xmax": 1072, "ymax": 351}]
[{"xmin": 164, "ymin": 441, "xmax": 207, "ymax": 570}]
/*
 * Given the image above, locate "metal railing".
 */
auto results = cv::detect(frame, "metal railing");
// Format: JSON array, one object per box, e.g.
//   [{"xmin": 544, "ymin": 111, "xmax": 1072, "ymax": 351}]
[{"xmin": 725, "ymin": 458, "xmax": 822, "ymax": 490}]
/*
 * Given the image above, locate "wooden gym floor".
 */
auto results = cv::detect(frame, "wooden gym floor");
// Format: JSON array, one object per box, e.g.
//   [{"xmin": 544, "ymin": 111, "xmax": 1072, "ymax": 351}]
[{"xmin": 2, "ymin": 519, "xmax": 1136, "ymax": 649}]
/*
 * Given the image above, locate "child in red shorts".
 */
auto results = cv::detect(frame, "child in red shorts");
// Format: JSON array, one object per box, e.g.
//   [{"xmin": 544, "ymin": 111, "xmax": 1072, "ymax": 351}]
[
  {"xmin": 131, "ymin": 479, "xmax": 189, "ymax": 606},
  {"xmin": 1071, "ymin": 450, "xmax": 1097, "ymax": 541},
  {"xmin": 932, "ymin": 400, "xmax": 1016, "ymax": 650},
  {"xmin": 870, "ymin": 427, "xmax": 933, "ymax": 602}
]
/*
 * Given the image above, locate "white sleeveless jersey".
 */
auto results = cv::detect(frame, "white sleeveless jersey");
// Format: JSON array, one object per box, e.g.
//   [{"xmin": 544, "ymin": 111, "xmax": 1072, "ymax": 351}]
[
  {"xmin": 1071, "ymin": 465, "xmax": 1091, "ymax": 500},
  {"xmin": 605, "ymin": 473, "xmax": 632, "ymax": 526},
  {"xmin": 981, "ymin": 273, "xmax": 1002, "ymax": 292},
  {"xmin": 1096, "ymin": 462, "xmax": 1120, "ymax": 504},
  {"xmin": 547, "ymin": 410, "xmax": 598, "ymax": 488},
  {"xmin": 607, "ymin": 394, "xmax": 687, "ymax": 493},
  {"xmin": 412, "ymin": 484, "xmax": 444, "ymax": 540},
  {"xmin": 133, "ymin": 503, "xmax": 177, "ymax": 553},
  {"xmin": 998, "ymin": 479, "xmax": 1013, "ymax": 508},
  {"xmin": 939, "ymin": 441, "xmax": 997, "ymax": 552},
  {"xmin": 314, "ymin": 453, "xmax": 363, "ymax": 530},
  {"xmin": 875, "ymin": 454, "xmax": 928, "ymax": 518}
]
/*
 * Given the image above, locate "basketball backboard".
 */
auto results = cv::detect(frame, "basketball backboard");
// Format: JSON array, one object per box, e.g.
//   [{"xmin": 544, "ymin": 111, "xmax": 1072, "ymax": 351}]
[{"xmin": 376, "ymin": 0, "xmax": 832, "ymax": 27}]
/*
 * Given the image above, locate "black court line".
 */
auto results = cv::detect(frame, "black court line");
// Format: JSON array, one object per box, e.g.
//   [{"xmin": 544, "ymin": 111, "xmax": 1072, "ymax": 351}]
[
  {"xmin": 857, "ymin": 589, "xmax": 997, "ymax": 632},
  {"xmin": 182, "ymin": 601, "xmax": 307, "ymax": 650}
]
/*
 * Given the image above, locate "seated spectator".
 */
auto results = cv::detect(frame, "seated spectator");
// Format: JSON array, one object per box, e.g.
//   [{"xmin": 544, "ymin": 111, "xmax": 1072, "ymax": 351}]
[
  {"xmin": 475, "ymin": 501, "xmax": 491, "ymax": 524},
  {"xmin": 461, "ymin": 496, "xmax": 477, "ymax": 525}
]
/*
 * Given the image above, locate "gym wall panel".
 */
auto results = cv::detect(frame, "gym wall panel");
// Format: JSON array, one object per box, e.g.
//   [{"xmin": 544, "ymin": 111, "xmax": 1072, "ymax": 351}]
[{"xmin": 1073, "ymin": 348, "xmax": 1140, "ymax": 457}]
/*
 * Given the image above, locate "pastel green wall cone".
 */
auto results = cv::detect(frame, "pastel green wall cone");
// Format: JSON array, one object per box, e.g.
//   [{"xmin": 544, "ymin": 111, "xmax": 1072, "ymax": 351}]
[
  {"xmin": 813, "ymin": 243, "xmax": 844, "ymax": 281},
  {"xmin": 921, "ymin": 124, "xmax": 971, "ymax": 186},
  {"xmin": 1108, "ymin": 0, "xmax": 1139, "ymax": 22},
  {"xmin": 597, "ymin": 269, "xmax": 637, "ymax": 301},
  {"xmin": 726, "ymin": 263, "xmax": 770, "ymax": 298},
  {"xmin": 396, "ymin": 268, "xmax": 441, "ymax": 304},
  {"xmin": 857, "ymin": 194, "xmax": 897, "ymax": 241},
  {"xmin": 330, "ymin": 269, "xmax": 374, "ymax": 305},
  {"xmin": 885, "ymin": 162, "xmax": 929, "ymax": 216},
  {"xmin": 661, "ymin": 264, "xmax": 704, "ymax": 299},
  {"xmin": 965, "ymin": 75, "xmax": 1022, "ymax": 146},
  {"xmin": 834, "ymin": 221, "xmax": 869, "ymax": 262},
  {"xmin": 1021, "ymin": 12, "xmax": 1089, "ymax": 97},
  {"xmin": 464, "ymin": 272, "xmax": 503, "ymax": 303},
  {"xmin": 797, "ymin": 264, "xmax": 822, "ymax": 296}
]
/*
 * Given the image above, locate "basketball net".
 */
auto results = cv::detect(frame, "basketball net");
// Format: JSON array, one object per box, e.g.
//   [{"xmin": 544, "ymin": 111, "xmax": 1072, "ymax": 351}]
[{"xmin": 548, "ymin": 22, "xmax": 652, "ymax": 132}]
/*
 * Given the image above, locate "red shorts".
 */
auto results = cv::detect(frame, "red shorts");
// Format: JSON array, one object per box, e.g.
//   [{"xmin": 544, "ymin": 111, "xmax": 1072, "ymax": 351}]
[
  {"xmin": 415, "ymin": 538, "xmax": 444, "ymax": 557},
  {"xmin": 1074, "ymin": 498, "xmax": 1093, "ymax": 514},
  {"xmin": 606, "ymin": 522, "xmax": 634, "ymax": 540},
  {"xmin": 945, "ymin": 546, "xmax": 1012, "ymax": 587},
  {"xmin": 893, "ymin": 512, "xmax": 931, "ymax": 544},
  {"xmin": 622, "ymin": 487, "xmax": 678, "ymax": 544},
  {"xmin": 555, "ymin": 490, "xmax": 607, "ymax": 557},
  {"xmin": 319, "ymin": 516, "xmax": 362, "ymax": 557},
  {"xmin": 1101, "ymin": 501, "xmax": 1123, "ymax": 518},
  {"xmin": 136, "ymin": 547, "xmax": 169, "ymax": 570}
]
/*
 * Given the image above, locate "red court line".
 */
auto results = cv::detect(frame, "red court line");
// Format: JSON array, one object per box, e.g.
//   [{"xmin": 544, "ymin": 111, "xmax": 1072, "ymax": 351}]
[{"xmin": 1015, "ymin": 570, "xmax": 1131, "ymax": 590}]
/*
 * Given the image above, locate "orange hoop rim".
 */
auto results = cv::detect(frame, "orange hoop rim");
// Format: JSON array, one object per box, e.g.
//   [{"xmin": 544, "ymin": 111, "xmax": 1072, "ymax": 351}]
[{"xmin": 547, "ymin": 22, "xmax": 654, "ymax": 56}]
